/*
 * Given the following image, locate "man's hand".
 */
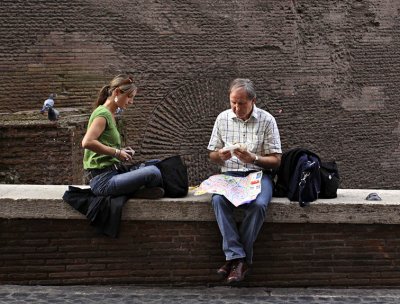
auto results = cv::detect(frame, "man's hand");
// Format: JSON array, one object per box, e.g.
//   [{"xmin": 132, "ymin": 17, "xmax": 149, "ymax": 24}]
[
  {"xmin": 233, "ymin": 148, "xmax": 254, "ymax": 164},
  {"xmin": 209, "ymin": 149, "xmax": 232, "ymax": 165},
  {"xmin": 218, "ymin": 149, "xmax": 232, "ymax": 161}
]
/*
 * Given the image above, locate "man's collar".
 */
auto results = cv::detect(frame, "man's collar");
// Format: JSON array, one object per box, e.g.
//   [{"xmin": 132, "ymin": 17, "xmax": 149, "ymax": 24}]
[{"xmin": 228, "ymin": 105, "xmax": 259, "ymax": 121}]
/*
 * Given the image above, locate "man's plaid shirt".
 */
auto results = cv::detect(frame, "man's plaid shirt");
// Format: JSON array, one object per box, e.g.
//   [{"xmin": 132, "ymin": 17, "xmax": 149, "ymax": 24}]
[{"xmin": 208, "ymin": 105, "xmax": 281, "ymax": 172}]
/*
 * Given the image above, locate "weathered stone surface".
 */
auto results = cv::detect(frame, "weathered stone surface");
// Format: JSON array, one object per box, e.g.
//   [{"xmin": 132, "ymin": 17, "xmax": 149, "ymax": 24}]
[{"xmin": 1, "ymin": 184, "xmax": 399, "ymax": 224}]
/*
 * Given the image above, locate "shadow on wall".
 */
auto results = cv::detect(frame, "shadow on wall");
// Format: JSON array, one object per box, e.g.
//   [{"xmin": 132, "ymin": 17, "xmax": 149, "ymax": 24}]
[
  {"xmin": 140, "ymin": 78, "xmax": 228, "ymax": 186},
  {"xmin": 140, "ymin": 78, "xmax": 273, "ymax": 186}
]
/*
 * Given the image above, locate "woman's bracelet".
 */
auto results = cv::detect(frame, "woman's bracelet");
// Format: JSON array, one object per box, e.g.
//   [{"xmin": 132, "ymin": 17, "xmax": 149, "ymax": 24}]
[{"xmin": 114, "ymin": 149, "xmax": 120, "ymax": 157}]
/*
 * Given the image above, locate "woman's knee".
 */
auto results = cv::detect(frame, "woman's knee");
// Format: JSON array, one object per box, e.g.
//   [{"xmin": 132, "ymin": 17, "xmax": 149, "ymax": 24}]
[
  {"xmin": 143, "ymin": 165, "xmax": 162, "ymax": 182},
  {"xmin": 149, "ymin": 165, "xmax": 162, "ymax": 177}
]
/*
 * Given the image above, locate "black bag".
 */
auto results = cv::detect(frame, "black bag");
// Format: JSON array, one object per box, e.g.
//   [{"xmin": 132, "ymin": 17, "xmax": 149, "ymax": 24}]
[
  {"xmin": 155, "ymin": 155, "xmax": 189, "ymax": 198},
  {"xmin": 274, "ymin": 148, "xmax": 320, "ymax": 198},
  {"xmin": 286, "ymin": 152, "xmax": 321, "ymax": 207},
  {"xmin": 319, "ymin": 161, "xmax": 340, "ymax": 198},
  {"xmin": 274, "ymin": 148, "xmax": 340, "ymax": 207}
]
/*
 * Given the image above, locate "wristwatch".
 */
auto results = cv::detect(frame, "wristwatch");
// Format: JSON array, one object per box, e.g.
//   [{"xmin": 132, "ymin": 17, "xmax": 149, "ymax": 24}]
[{"xmin": 253, "ymin": 154, "xmax": 259, "ymax": 165}]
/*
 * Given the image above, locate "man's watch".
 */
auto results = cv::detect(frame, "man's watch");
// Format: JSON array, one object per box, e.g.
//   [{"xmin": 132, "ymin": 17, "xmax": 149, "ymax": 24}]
[{"xmin": 253, "ymin": 154, "xmax": 259, "ymax": 165}]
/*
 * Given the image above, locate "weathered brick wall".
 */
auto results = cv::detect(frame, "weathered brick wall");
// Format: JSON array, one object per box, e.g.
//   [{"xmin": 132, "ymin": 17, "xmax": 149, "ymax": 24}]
[
  {"xmin": 0, "ymin": 110, "xmax": 87, "ymax": 185},
  {"xmin": 1, "ymin": 219, "xmax": 400, "ymax": 287},
  {"xmin": 0, "ymin": 0, "xmax": 399, "ymax": 188}
]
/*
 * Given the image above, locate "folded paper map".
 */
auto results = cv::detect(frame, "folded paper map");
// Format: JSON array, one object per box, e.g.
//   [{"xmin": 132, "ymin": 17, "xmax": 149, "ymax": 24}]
[
  {"xmin": 221, "ymin": 143, "xmax": 247, "ymax": 153},
  {"xmin": 194, "ymin": 171, "xmax": 263, "ymax": 207}
]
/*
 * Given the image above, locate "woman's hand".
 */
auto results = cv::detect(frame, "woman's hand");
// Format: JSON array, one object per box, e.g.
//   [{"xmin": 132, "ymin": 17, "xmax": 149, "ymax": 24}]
[
  {"xmin": 115, "ymin": 148, "xmax": 135, "ymax": 162},
  {"xmin": 115, "ymin": 149, "xmax": 132, "ymax": 162}
]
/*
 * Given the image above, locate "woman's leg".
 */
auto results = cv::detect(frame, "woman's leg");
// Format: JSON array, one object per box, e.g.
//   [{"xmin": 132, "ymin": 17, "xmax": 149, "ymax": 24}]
[{"xmin": 93, "ymin": 165, "xmax": 162, "ymax": 196}]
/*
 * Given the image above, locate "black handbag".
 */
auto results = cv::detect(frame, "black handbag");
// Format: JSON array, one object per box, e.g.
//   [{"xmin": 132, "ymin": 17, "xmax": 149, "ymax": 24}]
[
  {"xmin": 319, "ymin": 161, "xmax": 340, "ymax": 198},
  {"xmin": 155, "ymin": 155, "xmax": 189, "ymax": 198}
]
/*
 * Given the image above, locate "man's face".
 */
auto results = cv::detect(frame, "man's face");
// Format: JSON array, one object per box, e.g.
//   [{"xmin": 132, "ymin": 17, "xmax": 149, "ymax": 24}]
[{"xmin": 230, "ymin": 87, "xmax": 254, "ymax": 121}]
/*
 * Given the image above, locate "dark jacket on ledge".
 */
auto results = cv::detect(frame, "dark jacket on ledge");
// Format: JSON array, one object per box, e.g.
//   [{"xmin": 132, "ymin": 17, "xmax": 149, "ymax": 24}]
[{"xmin": 62, "ymin": 186, "xmax": 129, "ymax": 238}]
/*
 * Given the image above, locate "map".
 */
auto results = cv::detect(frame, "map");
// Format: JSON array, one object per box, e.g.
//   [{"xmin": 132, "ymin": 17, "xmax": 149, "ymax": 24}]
[{"xmin": 194, "ymin": 171, "xmax": 263, "ymax": 207}]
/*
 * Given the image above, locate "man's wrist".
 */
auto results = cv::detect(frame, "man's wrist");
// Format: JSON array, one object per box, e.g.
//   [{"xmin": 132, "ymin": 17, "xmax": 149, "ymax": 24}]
[{"xmin": 253, "ymin": 154, "xmax": 259, "ymax": 165}]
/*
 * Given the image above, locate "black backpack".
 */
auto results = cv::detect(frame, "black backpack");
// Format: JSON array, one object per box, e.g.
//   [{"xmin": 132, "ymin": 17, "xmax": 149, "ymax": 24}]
[{"xmin": 274, "ymin": 148, "xmax": 339, "ymax": 207}]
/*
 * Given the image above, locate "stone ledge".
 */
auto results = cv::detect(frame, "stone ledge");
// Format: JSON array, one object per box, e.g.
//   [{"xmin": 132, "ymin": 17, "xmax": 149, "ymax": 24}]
[{"xmin": 0, "ymin": 184, "xmax": 399, "ymax": 224}]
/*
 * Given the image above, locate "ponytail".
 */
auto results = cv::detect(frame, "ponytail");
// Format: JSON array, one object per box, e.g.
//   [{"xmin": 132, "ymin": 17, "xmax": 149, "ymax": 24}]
[
  {"xmin": 93, "ymin": 75, "xmax": 137, "ymax": 109},
  {"xmin": 94, "ymin": 85, "xmax": 110, "ymax": 108}
]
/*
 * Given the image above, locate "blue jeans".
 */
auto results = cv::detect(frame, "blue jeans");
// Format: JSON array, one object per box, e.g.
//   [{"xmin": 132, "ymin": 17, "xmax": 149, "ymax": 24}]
[
  {"xmin": 90, "ymin": 165, "xmax": 162, "ymax": 197},
  {"xmin": 212, "ymin": 171, "xmax": 273, "ymax": 264}
]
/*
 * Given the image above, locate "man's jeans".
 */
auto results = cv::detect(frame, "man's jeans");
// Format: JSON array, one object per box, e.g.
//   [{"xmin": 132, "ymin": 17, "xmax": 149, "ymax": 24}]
[
  {"xmin": 212, "ymin": 171, "xmax": 273, "ymax": 264},
  {"xmin": 90, "ymin": 165, "xmax": 162, "ymax": 197}
]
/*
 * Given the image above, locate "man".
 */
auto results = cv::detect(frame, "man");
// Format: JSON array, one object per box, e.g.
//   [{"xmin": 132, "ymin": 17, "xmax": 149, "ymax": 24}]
[{"xmin": 208, "ymin": 78, "xmax": 282, "ymax": 283}]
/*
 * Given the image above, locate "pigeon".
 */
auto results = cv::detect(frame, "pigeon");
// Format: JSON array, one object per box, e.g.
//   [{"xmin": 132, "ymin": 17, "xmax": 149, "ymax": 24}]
[{"xmin": 40, "ymin": 93, "xmax": 60, "ymax": 121}]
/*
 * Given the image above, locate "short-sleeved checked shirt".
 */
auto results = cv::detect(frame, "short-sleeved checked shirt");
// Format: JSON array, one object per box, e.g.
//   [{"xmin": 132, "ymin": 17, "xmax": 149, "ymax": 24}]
[{"xmin": 207, "ymin": 105, "xmax": 282, "ymax": 172}]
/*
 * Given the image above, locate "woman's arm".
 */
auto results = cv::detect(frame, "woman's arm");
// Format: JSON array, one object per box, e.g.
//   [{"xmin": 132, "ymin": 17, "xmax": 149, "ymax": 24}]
[
  {"xmin": 82, "ymin": 117, "xmax": 133, "ymax": 161},
  {"xmin": 82, "ymin": 117, "xmax": 117, "ymax": 157}
]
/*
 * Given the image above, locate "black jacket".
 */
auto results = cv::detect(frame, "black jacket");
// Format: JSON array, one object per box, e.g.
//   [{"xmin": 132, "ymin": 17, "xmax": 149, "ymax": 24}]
[{"xmin": 62, "ymin": 186, "xmax": 129, "ymax": 238}]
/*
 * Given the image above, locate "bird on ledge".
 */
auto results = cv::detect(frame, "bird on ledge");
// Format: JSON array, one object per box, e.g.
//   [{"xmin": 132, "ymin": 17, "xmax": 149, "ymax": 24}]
[{"xmin": 40, "ymin": 93, "xmax": 60, "ymax": 121}]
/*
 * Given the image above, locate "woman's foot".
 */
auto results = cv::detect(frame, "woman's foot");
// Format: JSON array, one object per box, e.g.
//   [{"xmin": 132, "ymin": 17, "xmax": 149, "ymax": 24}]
[{"xmin": 132, "ymin": 187, "xmax": 164, "ymax": 199}]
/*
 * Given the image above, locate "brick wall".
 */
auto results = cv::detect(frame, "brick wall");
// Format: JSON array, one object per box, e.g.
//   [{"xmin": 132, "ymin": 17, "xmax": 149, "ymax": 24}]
[
  {"xmin": 1, "ymin": 219, "xmax": 400, "ymax": 287},
  {"xmin": 1, "ymin": 0, "xmax": 399, "ymax": 188},
  {"xmin": 0, "ymin": 110, "xmax": 87, "ymax": 185}
]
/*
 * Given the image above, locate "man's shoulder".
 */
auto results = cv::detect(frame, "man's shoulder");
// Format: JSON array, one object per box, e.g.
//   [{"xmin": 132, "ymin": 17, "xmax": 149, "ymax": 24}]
[
  {"xmin": 215, "ymin": 109, "xmax": 233, "ymax": 120},
  {"xmin": 254, "ymin": 106, "xmax": 276, "ymax": 121}
]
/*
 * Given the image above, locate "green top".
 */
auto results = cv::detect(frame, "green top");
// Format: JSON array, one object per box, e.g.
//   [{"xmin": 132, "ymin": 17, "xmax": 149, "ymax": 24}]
[{"xmin": 83, "ymin": 105, "xmax": 121, "ymax": 170}]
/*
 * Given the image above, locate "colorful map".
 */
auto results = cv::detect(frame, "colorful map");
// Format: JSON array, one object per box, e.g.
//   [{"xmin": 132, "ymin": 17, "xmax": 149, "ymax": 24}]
[{"xmin": 194, "ymin": 171, "xmax": 263, "ymax": 207}]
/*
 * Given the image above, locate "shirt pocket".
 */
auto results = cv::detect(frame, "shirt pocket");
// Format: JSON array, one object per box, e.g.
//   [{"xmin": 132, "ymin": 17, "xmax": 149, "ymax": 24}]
[{"xmin": 247, "ymin": 132, "xmax": 265, "ymax": 154}]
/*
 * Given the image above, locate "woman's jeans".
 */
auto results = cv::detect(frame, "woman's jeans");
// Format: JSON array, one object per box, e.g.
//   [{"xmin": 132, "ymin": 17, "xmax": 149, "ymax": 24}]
[
  {"xmin": 90, "ymin": 165, "xmax": 162, "ymax": 197},
  {"xmin": 211, "ymin": 171, "xmax": 273, "ymax": 265}
]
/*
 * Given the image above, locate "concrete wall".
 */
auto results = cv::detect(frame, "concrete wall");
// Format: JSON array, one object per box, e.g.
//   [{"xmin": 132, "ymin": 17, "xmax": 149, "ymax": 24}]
[{"xmin": 0, "ymin": 1, "xmax": 399, "ymax": 188}]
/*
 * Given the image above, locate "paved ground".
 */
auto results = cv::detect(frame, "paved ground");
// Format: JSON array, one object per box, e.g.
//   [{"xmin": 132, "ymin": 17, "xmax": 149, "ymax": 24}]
[{"xmin": 1, "ymin": 285, "xmax": 400, "ymax": 304}]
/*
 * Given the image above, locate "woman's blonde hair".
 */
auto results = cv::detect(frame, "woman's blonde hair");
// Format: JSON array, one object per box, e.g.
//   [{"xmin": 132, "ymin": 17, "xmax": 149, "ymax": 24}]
[{"xmin": 95, "ymin": 74, "xmax": 137, "ymax": 108}]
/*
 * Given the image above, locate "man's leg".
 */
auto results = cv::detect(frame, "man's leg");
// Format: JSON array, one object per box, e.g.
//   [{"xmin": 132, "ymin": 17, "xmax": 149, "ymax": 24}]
[
  {"xmin": 239, "ymin": 174, "xmax": 273, "ymax": 264},
  {"xmin": 212, "ymin": 194, "xmax": 246, "ymax": 262}
]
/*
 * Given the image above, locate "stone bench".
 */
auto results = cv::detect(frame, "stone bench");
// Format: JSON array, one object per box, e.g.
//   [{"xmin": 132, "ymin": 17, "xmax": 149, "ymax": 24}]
[
  {"xmin": 1, "ymin": 184, "xmax": 400, "ymax": 287},
  {"xmin": 1, "ymin": 184, "xmax": 399, "ymax": 223}
]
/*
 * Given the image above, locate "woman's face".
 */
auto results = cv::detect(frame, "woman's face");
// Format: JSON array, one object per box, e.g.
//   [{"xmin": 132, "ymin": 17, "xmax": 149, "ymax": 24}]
[{"xmin": 117, "ymin": 91, "xmax": 135, "ymax": 110}]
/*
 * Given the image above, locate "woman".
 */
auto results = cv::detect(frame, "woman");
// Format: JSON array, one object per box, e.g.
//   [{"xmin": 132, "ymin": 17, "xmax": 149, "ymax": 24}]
[{"xmin": 82, "ymin": 74, "xmax": 164, "ymax": 199}]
